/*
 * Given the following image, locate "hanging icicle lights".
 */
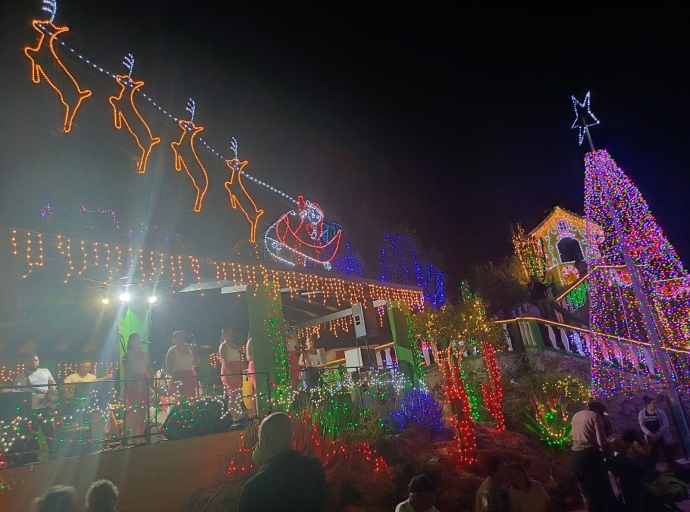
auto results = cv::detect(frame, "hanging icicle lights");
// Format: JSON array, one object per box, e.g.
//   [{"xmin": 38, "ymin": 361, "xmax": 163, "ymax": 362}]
[{"xmin": 2, "ymin": 226, "xmax": 424, "ymax": 309}]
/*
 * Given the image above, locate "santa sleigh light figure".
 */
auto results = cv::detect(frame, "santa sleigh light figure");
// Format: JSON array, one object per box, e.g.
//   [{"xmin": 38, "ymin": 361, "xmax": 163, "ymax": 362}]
[{"xmin": 264, "ymin": 196, "xmax": 342, "ymax": 270}]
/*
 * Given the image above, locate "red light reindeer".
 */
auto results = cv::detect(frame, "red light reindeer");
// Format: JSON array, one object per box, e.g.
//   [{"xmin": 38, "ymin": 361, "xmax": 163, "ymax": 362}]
[
  {"xmin": 108, "ymin": 54, "xmax": 160, "ymax": 174},
  {"xmin": 170, "ymin": 100, "xmax": 209, "ymax": 213},
  {"xmin": 23, "ymin": 0, "xmax": 92, "ymax": 133},
  {"xmin": 225, "ymin": 138, "xmax": 264, "ymax": 243}
]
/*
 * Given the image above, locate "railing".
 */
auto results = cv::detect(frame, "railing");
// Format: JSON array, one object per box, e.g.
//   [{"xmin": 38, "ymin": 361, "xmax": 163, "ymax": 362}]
[
  {"xmin": 497, "ymin": 316, "xmax": 591, "ymax": 357},
  {"xmin": 0, "ymin": 371, "xmax": 267, "ymax": 468}
]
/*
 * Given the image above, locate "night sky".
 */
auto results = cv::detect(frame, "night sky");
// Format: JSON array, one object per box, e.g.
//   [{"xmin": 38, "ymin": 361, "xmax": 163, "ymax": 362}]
[{"xmin": 1, "ymin": 3, "xmax": 690, "ymax": 287}]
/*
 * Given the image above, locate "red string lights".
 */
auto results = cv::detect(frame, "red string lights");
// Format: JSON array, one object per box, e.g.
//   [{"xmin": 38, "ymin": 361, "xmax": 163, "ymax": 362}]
[
  {"xmin": 480, "ymin": 340, "xmax": 505, "ymax": 431},
  {"xmin": 437, "ymin": 348, "xmax": 477, "ymax": 465},
  {"xmin": 24, "ymin": 20, "xmax": 92, "ymax": 133}
]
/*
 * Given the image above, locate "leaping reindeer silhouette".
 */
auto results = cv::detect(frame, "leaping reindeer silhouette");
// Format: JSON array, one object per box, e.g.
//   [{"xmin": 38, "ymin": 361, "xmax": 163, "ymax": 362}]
[
  {"xmin": 224, "ymin": 138, "xmax": 264, "ymax": 243},
  {"xmin": 108, "ymin": 54, "xmax": 160, "ymax": 174},
  {"xmin": 170, "ymin": 100, "xmax": 209, "ymax": 213},
  {"xmin": 24, "ymin": 0, "xmax": 92, "ymax": 133}
]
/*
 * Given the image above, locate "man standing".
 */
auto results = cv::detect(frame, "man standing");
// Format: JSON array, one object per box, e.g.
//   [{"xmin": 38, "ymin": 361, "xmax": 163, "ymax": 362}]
[
  {"xmin": 13, "ymin": 354, "xmax": 56, "ymax": 409},
  {"xmin": 475, "ymin": 456, "xmax": 509, "ymax": 512},
  {"xmin": 638, "ymin": 395, "xmax": 675, "ymax": 465},
  {"xmin": 396, "ymin": 474, "xmax": 439, "ymax": 512},
  {"xmin": 570, "ymin": 401, "xmax": 616, "ymax": 512},
  {"xmin": 237, "ymin": 412, "xmax": 327, "ymax": 512}
]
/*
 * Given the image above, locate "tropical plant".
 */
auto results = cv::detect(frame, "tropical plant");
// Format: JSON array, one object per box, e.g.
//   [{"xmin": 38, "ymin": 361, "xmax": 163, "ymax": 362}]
[{"xmin": 523, "ymin": 391, "xmax": 572, "ymax": 447}]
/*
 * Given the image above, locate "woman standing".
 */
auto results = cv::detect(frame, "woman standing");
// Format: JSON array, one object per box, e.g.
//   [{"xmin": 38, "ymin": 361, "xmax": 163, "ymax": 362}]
[
  {"xmin": 165, "ymin": 331, "xmax": 199, "ymax": 401},
  {"xmin": 122, "ymin": 332, "xmax": 153, "ymax": 445},
  {"xmin": 638, "ymin": 395, "xmax": 675, "ymax": 465},
  {"xmin": 299, "ymin": 336, "xmax": 320, "ymax": 389}
]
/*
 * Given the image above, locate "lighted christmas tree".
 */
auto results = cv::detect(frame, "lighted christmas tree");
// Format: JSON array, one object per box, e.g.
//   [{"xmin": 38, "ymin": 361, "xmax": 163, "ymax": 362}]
[{"xmin": 585, "ymin": 149, "xmax": 690, "ymax": 396}]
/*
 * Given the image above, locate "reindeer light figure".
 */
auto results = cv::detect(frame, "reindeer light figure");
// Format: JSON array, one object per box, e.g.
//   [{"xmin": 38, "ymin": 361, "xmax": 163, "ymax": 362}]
[
  {"xmin": 224, "ymin": 138, "xmax": 264, "ymax": 243},
  {"xmin": 24, "ymin": 0, "xmax": 92, "ymax": 133},
  {"xmin": 108, "ymin": 54, "xmax": 160, "ymax": 174},
  {"xmin": 170, "ymin": 100, "xmax": 209, "ymax": 213}
]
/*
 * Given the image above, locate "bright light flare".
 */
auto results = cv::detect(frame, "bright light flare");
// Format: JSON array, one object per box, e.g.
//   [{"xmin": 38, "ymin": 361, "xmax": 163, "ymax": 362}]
[
  {"xmin": 101, "ymin": 298, "xmax": 109, "ymax": 305},
  {"xmin": 118, "ymin": 292, "xmax": 131, "ymax": 302},
  {"xmin": 148, "ymin": 295, "xmax": 157, "ymax": 304}
]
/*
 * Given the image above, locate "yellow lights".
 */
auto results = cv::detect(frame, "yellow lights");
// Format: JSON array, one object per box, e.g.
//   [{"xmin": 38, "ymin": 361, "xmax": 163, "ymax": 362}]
[
  {"xmin": 171, "ymin": 120, "xmax": 209, "ymax": 213},
  {"xmin": 108, "ymin": 75, "xmax": 160, "ymax": 174},
  {"xmin": 101, "ymin": 298, "xmax": 110, "ymax": 305},
  {"xmin": 2, "ymin": 226, "xmax": 425, "ymax": 311},
  {"xmin": 225, "ymin": 157, "xmax": 264, "ymax": 243},
  {"xmin": 24, "ymin": 21, "xmax": 92, "ymax": 133}
]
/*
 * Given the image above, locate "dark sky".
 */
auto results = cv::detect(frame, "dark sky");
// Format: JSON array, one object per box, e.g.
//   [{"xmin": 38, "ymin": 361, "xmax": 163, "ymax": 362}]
[{"xmin": 2, "ymin": 1, "xmax": 690, "ymax": 288}]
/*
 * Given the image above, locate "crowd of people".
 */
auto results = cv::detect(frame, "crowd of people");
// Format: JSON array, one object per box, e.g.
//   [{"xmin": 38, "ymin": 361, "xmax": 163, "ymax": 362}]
[{"xmin": 570, "ymin": 396, "xmax": 684, "ymax": 512}]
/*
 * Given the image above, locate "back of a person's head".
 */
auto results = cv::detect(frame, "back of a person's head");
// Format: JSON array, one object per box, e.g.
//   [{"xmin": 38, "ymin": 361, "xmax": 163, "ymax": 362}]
[
  {"xmin": 588, "ymin": 401, "xmax": 607, "ymax": 415},
  {"xmin": 486, "ymin": 456, "xmax": 505, "ymax": 476},
  {"xmin": 85, "ymin": 479, "xmax": 119, "ymax": 512},
  {"xmin": 37, "ymin": 485, "xmax": 77, "ymax": 512}
]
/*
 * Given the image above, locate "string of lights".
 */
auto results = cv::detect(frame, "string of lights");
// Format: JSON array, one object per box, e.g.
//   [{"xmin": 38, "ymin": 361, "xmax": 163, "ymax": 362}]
[{"xmin": 28, "ymin": 20, "xmax": 297, "ymax": 204}]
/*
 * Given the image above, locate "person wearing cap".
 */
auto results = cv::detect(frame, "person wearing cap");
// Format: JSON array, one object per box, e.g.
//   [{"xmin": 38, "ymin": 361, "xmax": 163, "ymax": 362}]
[
  {"xmin": 475, "ymin": 456, "xmax": 509, "ymax": 512},
  {"xmin": 570, "ymin": 401, "xmax": 616, "ymax": 512},
  {"xmin": 396, "ymin": 474, "xmax": 439, "ymax": 512},
  {"xmin": 638, "ymin": 395, "xmax": 675, "ymax": 465}
]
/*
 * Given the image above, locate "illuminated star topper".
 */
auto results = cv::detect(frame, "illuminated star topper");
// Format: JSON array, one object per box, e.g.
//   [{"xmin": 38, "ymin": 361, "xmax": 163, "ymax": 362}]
[
  {"xmin": 571, "ymin": 91, "xmax": 600, "ymax": 146},
  {"xmin": 42, "ymin": 0, "xmax": 57, "ymax": 22}
]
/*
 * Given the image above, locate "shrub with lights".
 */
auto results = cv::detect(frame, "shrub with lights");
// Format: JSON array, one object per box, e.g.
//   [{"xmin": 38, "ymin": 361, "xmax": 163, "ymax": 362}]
[
  {"xmin": 523, "ymin": 391, "xmax": 573, "ymax": 448},
  {"xmin": 389, "ymin": 389, "xmax": 444, "ymax": 433}
]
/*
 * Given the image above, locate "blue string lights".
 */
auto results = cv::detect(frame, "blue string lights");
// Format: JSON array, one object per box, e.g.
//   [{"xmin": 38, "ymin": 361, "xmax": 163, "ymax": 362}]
[
  {"xmin": 389, "ymin": 389, "xmax": 443, "ymax": 433},
  {"xmin": 380, "ymin": 234, "xmax": 446, "ymax": 307},
  {"xmin": 333, "ymin": 242, "xmax": 365, "ymax": 277}
]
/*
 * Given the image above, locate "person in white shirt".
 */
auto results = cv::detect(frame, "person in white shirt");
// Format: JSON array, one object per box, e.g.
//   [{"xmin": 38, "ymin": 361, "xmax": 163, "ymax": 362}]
[
  {"xmin": 299, "ymin": 336, "xmax": 320, "ymax": 389},
  {"xmin": 396, "ymin": 474, "xmax": 439, "ymax": 512},
  {"xmin": 13, "ymin": 354, "xmax": 56, "ymax": 409}
]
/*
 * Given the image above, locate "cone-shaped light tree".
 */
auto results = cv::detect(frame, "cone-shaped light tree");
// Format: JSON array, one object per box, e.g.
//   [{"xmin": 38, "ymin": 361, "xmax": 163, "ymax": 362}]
[{"xmin": 577, "ymin": 92, "xmax": 690, "ymax": 454}]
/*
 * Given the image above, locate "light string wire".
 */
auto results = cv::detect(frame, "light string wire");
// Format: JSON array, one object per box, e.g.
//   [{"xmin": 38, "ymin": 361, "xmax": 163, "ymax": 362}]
[{"xmin": 33, "ymin": 21, "xmax": 297, "ymax": 205}]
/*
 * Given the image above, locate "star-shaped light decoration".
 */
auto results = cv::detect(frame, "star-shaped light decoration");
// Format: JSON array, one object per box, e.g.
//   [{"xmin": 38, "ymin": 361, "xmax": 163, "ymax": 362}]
[{"xmin": 571, "ymin": 91, "xmax": 600, "ymax": 146}]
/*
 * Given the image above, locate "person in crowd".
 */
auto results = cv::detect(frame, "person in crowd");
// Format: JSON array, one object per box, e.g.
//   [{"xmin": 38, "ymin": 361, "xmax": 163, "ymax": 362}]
[
  {"xmin": 395, "ymin": 474, "xmax": 439, "ymax": 512},
  {"xmin": 570, "ymin": 401, "xmax": 616, "ymax": 512},
  {"xmin": 638, "ymin": 395, "xmax": 675, "ymax": 466},
  {"xmin": 574, "ymin": 255, "xmax": 588, "ymax": 278},
  {"xmin": 475, "ymin": 456, "xmax": 509, "ymax": 512},
  {"xmin": 13, "ymin": 353, "xmax": 57, "ymax": 409},
  {"xmin": 85, "ymin": 479, "xmax": 120, "ymax": 512},
  {"xmin": 122, "ymin": 333, "xmax": 153, "ymax": 446},
  {"xmin": 165, "ymin": 330, "xmax": 199, "ymax": 400},
  {"xmin": 237, "ymin": 412, "xmax": 327, "ymax": 511},
  {"xmin": 219, "ymin": 327, "xmax": 244, "ymax": 420},
  {"xmin": 299, "ymin": 336, "xmax": 320, "ymax": 389},
  {"xmin": 507, "ymin": 463, "xmax": 553, "ymax": 512},
  {"xmin": 34, "ymin": 485, "xmax": 78, "ymax": 512}
]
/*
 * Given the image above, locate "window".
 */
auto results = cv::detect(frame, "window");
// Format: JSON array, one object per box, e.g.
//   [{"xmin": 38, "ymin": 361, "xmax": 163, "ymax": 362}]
[{"xmin": 557, "ymin": 237, "xmax": 584, "ymax": 263}]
